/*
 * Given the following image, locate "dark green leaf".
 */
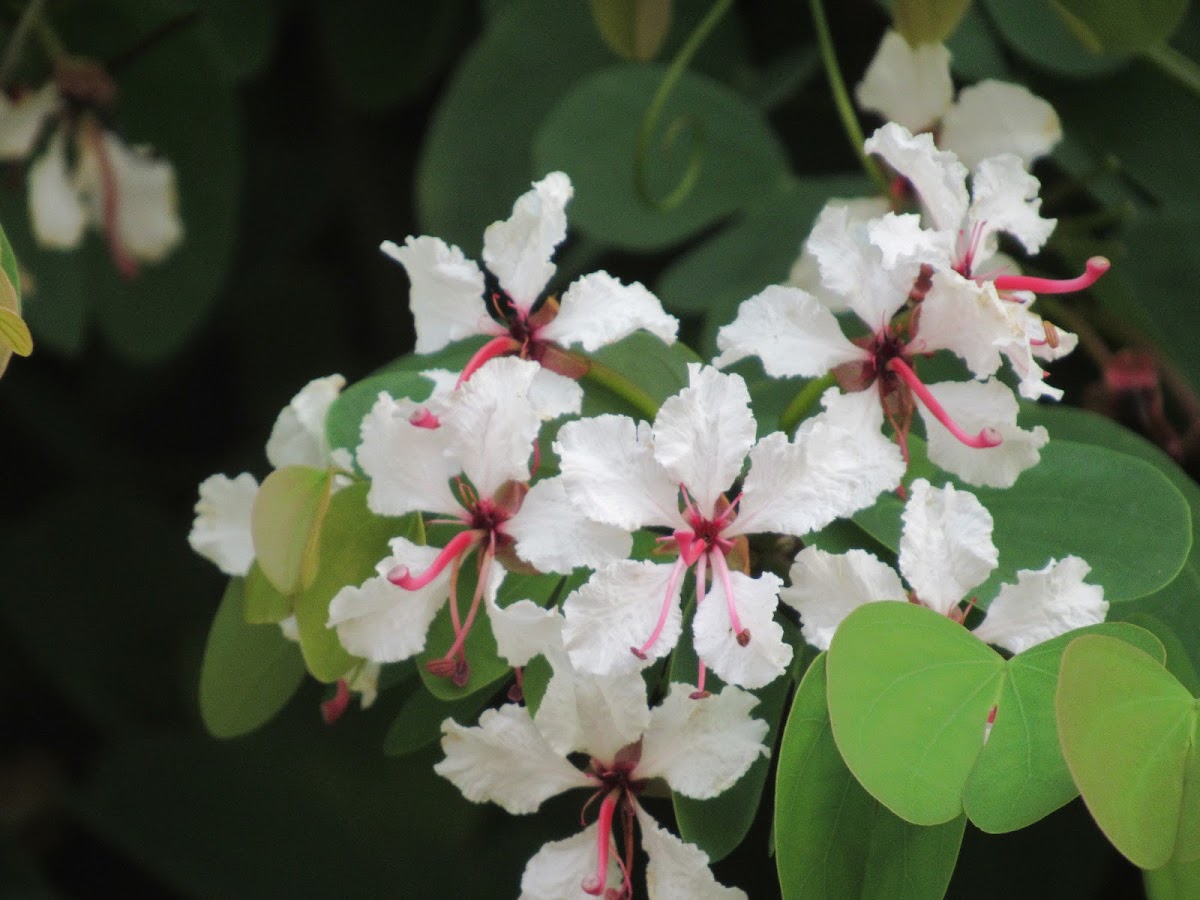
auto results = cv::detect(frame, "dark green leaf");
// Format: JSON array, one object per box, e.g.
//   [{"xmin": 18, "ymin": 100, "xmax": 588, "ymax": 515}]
[
  {"xmin": 1053, "ymin": 0, "xmax": 1188, "ymax": 54},
  {"xmin": 383, "ymin": 683, "xmax": 500, "ymax": 756},
  {"xmin": 981, "ymin": 0, "xmax": 1127, "ymax": 76}
]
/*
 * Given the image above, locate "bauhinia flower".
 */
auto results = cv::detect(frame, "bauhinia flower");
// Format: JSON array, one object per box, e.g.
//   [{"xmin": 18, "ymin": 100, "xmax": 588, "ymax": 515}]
[
  {"xmin": 381, "ymin": 171, "xmax": 678, "ymax": 404},
  {"xmin": 716, "ymin": 205, "xmax": 1049, "ymax": 488},
  {"xmin": 856, "ymin": 29, "xmax": 1062, "ymax": 170},
  {"xmin": 435, "ymin": 680, "xmax": 767, "ymax": 898},
  {"xmin": 329, "ymin": 357, "xmax": 628, "ymax": 684},
  {"xmin": 553, "ymin": 364, "xmax": 903, "ymax": 689},
  {"xmin": 782, "ymin": 478, "xmax": 1108, "ymax": 654}
]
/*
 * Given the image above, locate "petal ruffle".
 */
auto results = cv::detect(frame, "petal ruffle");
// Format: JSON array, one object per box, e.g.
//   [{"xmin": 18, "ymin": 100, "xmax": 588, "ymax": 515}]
[
  {"xmin": 482, "ymin": 171, "xmax": 572, "ymax": 307},
  {"xmin": 972, "ymin": 556, "xmax": 1107, "ymax": 654},
  {"xmin": 382, "ymin": 235, "xmax": 491, "ymax": 354},
  {"xmin": 519, "ymin": 825, "xmax": 621, "ymax": 900},
  {"xmin": 636, "ymin": 806, "xmax": 747, "ymax": 900},
  {"xmin": 940, "ymin": 80, "xmax": 1062, "ymax": 170},
  {"xmin": 969, "ymin": 154, "xmax": 1056, "ymax": 258},
  {"xmin": 358, "ymin": 391, "xmax": 460, "ymax": 517},
  {"xmin": 781, "ymin": 546, "xmax": 907, "ymax": 650},
  {"xmin": 693, "ymin": 569, "xmax": 792, "ymax": 689},
  {"xmin": 507, "ymin": 476, "xmax": 632, "ymax": 574},
  {"xmin": 189, "ymin": 472, "xmax": 259, "ymax": 576},
  {"xmin": 864, "ymin": 123, "xmax": 969, "ymax": 235},
  {"xmin": 855, "ymin": 30, "xmax": 952, "ymax": 133},
  {"xmin": 266, "ymin": 374, "xmax": 346, "ymax": 469},
  {"xmin": 542, "ymin": 270, "xmax": 678, "ymax": 351}
]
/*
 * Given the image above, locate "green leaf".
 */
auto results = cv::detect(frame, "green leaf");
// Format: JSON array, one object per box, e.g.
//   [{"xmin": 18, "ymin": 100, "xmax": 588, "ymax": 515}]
[
  {"xmin": 533, "ymin": 63, "xmax": 790, "ymax": 250},
  {"xmin": 853, "ymin": 439, "xmax": 1193, "ymax": 605},
  {"xmin": 251, "ymin": 467, "xmax": 336, "ymax": 596},
  {"xmin": 242, "ymin": 562, "xmax": 291, "ymax": 625},
  {"xmin": 325, "ymin": 370, "xmax": 436, "ymax": 464},
  {"xmin": 1052, "ymin": 0, "xmax": 1188, "ymax": 54},
  {"xmin": 198, "ymin": 579, "xmax": 306, "ymax": 739},
  {"xmin": 0, "ymin": 221, "xmax": 19, "ymax": 299},
  {"xmin": 198, "ymin": 0, "xmax": 279, "ymax": 81},
  {"xmin": 383, "ymin": 683, "xmax": 500, "ymax": 756},
  {"xmin": 893, "ymin": 0, "xmax": 972, "ymax": 44},
  {"xmin": 775, "ymin": 653, "xmax": 965, "ymax": 899},
  {"xmin": 590, "ymin": 0, "xmax": 673, "ymax": 61},
  {"xmin": 581, "ymin": 330, "xmax": 701, "ymax": 418},
  {"xmin": 295, "ymin": 484, "xmax": 421, "ymax": 683},
  {"xmin": 981, "ymin": 0, "xmax": 1127, "ymax": 76},
  {"xmin": 0, "ymin": 306, "xmax": 33, "ymax": 358},
  {"xmin": 1057, "ymin": 634, "xmax": 1200, "ymax": 868},
  {"xmin": 1147, "ymin": 854, "xmax": 1200, "ymax": 900}
]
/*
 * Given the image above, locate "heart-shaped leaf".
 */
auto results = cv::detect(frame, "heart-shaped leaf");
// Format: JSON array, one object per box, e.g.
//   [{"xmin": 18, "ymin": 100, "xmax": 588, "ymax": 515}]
[{"xmin": 251, "ymin": 466, "xmax": 336, "ymax": 596}]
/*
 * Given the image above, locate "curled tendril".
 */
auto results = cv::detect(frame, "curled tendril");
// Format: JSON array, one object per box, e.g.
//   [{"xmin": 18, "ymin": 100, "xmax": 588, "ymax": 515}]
[{"xmin": 633, "ymin": 0, "xmax": 733, "ymax": 213}]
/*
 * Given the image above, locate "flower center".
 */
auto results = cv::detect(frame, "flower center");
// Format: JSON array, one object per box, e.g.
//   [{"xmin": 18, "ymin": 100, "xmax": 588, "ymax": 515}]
[{"xmin": 581, "ymin": 745, "xmax": 644, "ymax": 899}]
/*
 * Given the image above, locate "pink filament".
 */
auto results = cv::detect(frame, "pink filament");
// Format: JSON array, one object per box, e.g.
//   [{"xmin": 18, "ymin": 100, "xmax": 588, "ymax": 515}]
[
  {"xmin": 387, "ymin": 529, "xmax": 479, "ymax": 590},
  {"xmin": 888, "ymin": 358, "xmax": 1002, "ymax": 450},
  {"xmin": 631, "ymin": 555, "xmax": 688, "ymax": 660},
  {"xmin": 711, "ymin": 550, "xmax": 748, "ymax": 642},
  {"xmin": 692, "ymin": 554, "xmax": 709, "ymax": 697},
  {"xmin": 409, "ymin": 408, "xmax": 440, "ymax": 429},
  {"xmin": 457, "ymin": 335, "xmax": 521, "ymax": 387},
  {"xmin": 582, "ymin": 791, "xmax": 619, "ymax": 896},
  {"xmin": 441, "ymin": 534, "xmax": 496, "ymax": 661},
  {"xmin": 992, "ymin": 257, "xmax": 1109, "ymax": 295}
]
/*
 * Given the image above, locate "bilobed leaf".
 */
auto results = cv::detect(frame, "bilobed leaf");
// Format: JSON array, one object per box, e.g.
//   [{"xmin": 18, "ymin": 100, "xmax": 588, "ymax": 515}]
[
  {"xmin": 893, "ymin": 0, "xmax": 972, "ymax": 44},
  {"xmin": 590, "ymin": 0, "xmax": 673, "ymax": 61},
  {"xmin": 198, "ymin": 579, "xmax": 306, "ymax": 739},
  {"xmin": 242, "ymin": 561, "xmax": 291, "ymax": 624},
  {"xmin": 981, "ymin": 0, "xmax": 1126, "ymax": 76},
  {"xmin": 1057, "ymin": 634, "xmax": 1200, "ymax": 868},
  {"xmin": 1051, "ymin": 0, "xmax": 1188, "ymax": 54},
  {"xmin": 251, "ymin": 466, "xmax": 335, "ymax": 596},
  {"xmin": 775, "ymin": 653, "xmax": 965, "ymax": 899}
]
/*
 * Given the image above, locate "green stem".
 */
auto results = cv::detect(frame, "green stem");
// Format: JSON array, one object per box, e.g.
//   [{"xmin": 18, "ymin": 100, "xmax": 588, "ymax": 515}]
[
  {"xmin": 780, "ymin": 373, "xmax": 837, "ymax": 434},
  {"xmin": 0, "ymin": 0, "xmax": 49, "ymax": 84},
  {"xmin": 580, "ymin": 355, "xmax": 662, "ymax": 421},
  {"xmin": 809, "ymin": 0, "xmax": 888, "ymax": 193},
  {"xmin": 634, "ymin": 0, "xmax": 734, "ymax": 212},
  {"xmin": 1144, "ymin": 44, "xmax": 1200, "ymax": 100}
]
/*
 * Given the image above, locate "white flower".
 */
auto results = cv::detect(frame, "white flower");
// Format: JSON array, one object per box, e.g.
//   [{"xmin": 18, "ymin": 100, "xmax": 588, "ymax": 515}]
[
  {"xmin": 381, "ymin": 172, "xmax": 678, "ymax": 401},
  {"xmin": 782, "ymin": 478, "xmax": 1107, "ymax": 653},
  {"xmin": 856, "ymin": 29, "xmax": 1061, "ymax": 169},
  {"xmin": 0, "ymin": 83, "xmax": 58, "ymax": 160},
  {"xmin": 435, "ymin": 682, "xmax": 765, "ymax": 898},
  {"xmin": 554, "ymin": 364, "xmax": 903, "ymax": 688}
]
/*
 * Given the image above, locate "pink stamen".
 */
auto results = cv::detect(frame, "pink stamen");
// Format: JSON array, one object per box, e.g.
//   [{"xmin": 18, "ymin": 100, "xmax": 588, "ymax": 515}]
[
  {"xmin": 888, "ymin": 358, "xmax": 1002, "ymax": 450},
  {"xmin": 408, "ymin": 408, "xmax": 440, "ymax": 429},
  {"xmin": 631, "ymin": 555, "xmax": 688, "ymax": 660},
  {"xmin": 992, "ymin": 257, "xmax": 1109, "ymax": 295},
  {"xmin": 691, "ymin": 555, "xmax": 711, "ymax": 699},
  {"xmin": 456, "ymin": 335, "xmax": 522, "ymax": 387},
  {"xmin": 387, "ymin": 529, "xmax": 479, "ymax": 590},
  {"xmin": 582, "ymin": 791, "xmax": 619, "ymax": 896},
  {"xmin": 441, "ymin": 534, "xmax": 497, "ymax": 662},
  {"xmin": 679, "ymin": 483, "xmax": 701, "ymax": 520},
  {"xmin": 319, "ymin": 679, "xmax": 351, "ymax": 724},
  {"xmin": 711, "ymin": 551, "xmax": 749, "ymax": 646}
]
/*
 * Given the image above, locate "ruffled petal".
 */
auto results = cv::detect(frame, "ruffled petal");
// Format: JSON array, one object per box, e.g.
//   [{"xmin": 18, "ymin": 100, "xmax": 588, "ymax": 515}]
[
  {"xmin": 972, "ymin": 556, "xmax": 1107, "ymax": 654},
  {"xmin": 529, "ymin": 367, "xmax": 583, "ymax": 419},
  {"xmin": 0, "ymin": 83, "xmax": 59, "ymax": 160},
  {"xmin": 637, "ymin": 807, "xmax": 746, "ymax": 900},
  {"xmin": 781, "ymin": 546, "xmax": 907, "ymax": 650},
  {"xmin": 519, "ymin": 825, "xmax": 621, "ymax": 900},
  {"xmin": 562, "ymin": 560, "xmax": 684, "ymax": 675},
  {"xmin": 788, "ymin": 197, "xmax": 891, "ymax": 313},
  {"xmin": 357, "ymin": 391, "xmax": 460, "ymax": 517},
  {"xmin": 637, "ymin": 683, "xmax": 769, "ymax": 799},
  {"xmin": 265, "ymin": 374, "xmax": 346, "ymax": 469},
  {"xmin": 482, "ymin": 171, "xmax": 572, "ymax": 307},
  {"xmin": 714, "ymin": 284, "xmax": 864, "ymax": 378},
  {"xmin": 693, "ymin": 569, "xmax": 792, "ymax": 689},
  {"xmin": 899, "ymin": 479, "xmax": 998, "ymax": 616},
  {"xmin": 864, "ymin": 123, "xmax": 969, "ymax": 234},
  {"xmin": 189, "ymin": 472, "xmax": 259, "ymax": 576},
  {"xmin": 940, "ymin": 80, "xmax": 1062, "ymax": 170},
  {"xmin": 444, "ymin": 357, "xmax": 543, "ymax": 497},
  {"xmin": 382, "ymin": 235, "xmax": 491, "ymax": 353},
  {"xmin": 541, "ymin": 270, "xmax": 678, "ymax": 351},
  {"xmin": 486, "ymin": 595, "xmax": 561, "ymax": 668},
  {"xmin": 855, "ymin": 30, "xmax": 952, "ymax": 133},
  {"xmin": 917, "ymin": 271, "xmax": 1015, "ymax": 379},
  {"xmin": 652, "ymin": 365, "xmax": 756, "ymax": 514},
  {"xmin": 28, "ymin": 130, "xmax": 86, "ymax": 249},
  {"xmin": 969, "ymin": 154, "xmax": 1056, "ymax": 257},
  {"xmin": 507, "ymin": 476, "xmax": 632, "ymax": 575},
  {"xmin": 868, "ymin": 211, "xmax": 954, "ymax": 270},
  {"xmin": 918, "ymin": 379, "xmax": 1049, "ymax": 488},
  {"xmin": 435, "ymin": 703, "xmax": 591, "ymax": 815},
  {"xmin": 555, "ymin": 415, "xmax": 682, "ymax": 531}
]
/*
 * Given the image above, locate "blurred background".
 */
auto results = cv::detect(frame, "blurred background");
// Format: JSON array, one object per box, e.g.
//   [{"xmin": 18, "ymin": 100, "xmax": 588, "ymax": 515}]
[{"xmin": 1, "ymin": 0, "xmax": 1197, "ymax": 896}]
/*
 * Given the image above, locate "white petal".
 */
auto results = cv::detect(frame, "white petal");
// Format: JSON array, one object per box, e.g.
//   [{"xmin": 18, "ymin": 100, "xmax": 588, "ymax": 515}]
[
  {"xmin": 555, "ymin": 415, "xmax": 681, "ymax": 531},
  {"xmin": 327, "ymin": 540, "xmax": 449, "ymax": 662},
  {"xmin": 788, "ymin": 197, "xmax": 892, "ymax": 313},
  {"xmin": 28, "ymin": 130, "xmax": 86, "ymax": 249},
  {"xmin": 482, "ymin": 171, "xmax": 572, "ymax": 307},
  {"xmin": 973, "ymin": 556, "xmax": 1107, "ymax": 655},
  {"xmin": 357, "ymin": 392, "xmax": 460, "ymax": 517},
  {"xmin": 266, "ymin": 374, "xmax": 346, "ymax": 469},
  {"xmin": 855, "ymin": 30, "xmax": 952, "ymax": 133},
  {"xmin": 693, "ymin": 569, "xmax": 792, "ymax": 689},
  {"xmin": 383, "ymin": 236, "xmax": 492, "ymax": 353},
  {"xmin": 542, "ymin": 271, "xmax": 679, "ymax": 350},
  {"xmin": 486, "ymin": 596, "xmax": 561, "ymax": 668},
  {"xmin": 918, "ymin": 379, "xmax": 1049, "ymax": 488},
  {"xmin": 637, "ymin": 683, "xmax": 769, "ymax": 799},
  {"xmin": 189, "ymin": 473, "xmax": 259, "ymax": 576},
  {"xmin": 444, "ymin": 357, "xmax": 542, "ymax": 497},
  {"xmin": 969, "ymin": 154, "xmax": 1056, "ymax": 258},
  {"xmin": 636, "ymin": 807, "xmax": 747, "ymax": 900},
  {"xmin": 435, "ymin": 704, "xmax": 590, "ymax": 814},
  {"xmin": 102, "ymin": 133, "xmax": 183, "ymax": 262},
  {"xmin": 899, "ymin": 479, "xmax": 998, "ymax": 616},
  {"xmin": 781, "ymin": 546, "xmax": 907, "ymax": 651},
  {"xmin": 507, "ymin": 477, "xmax": 632, "ymax": 575},
  {"xmin": 652, "ymin": 365, "xmax": 756, "ymax": 514},
  {"xmin": 538, "ymin": 659, "xmax": 651, "ymax": 759},
  {"xmin": 731, "ymin": 421, "xmax": 904, "ymax": 538},
  {"xmin": 864, "ymin": 123, "xmax": 969, "ymax": 234},
  {"xmin": 713, "ymin": 284, "xmax": 863, "ymax": 378},
  {"xmin": 868, "ymin": 211, "xmax": 954, "ymax": 270},
  {"xmin": 528, "ymin": 367, "xmax": 583, "ymax": 419},
  {"xmin": 562, "ymin": 560, "xmax": 684, "ymax": 675},
  {"xmin": 917, "ymin": 271, "xmax": 1015, "ymax": 379},
  {"xmin": 520, "ymin": 825, "xmax": 621, "ymax": 900},
  {"xmin": 0, "ymin": 83, "xmax": 58, "ymax": 160},
  {"xmin": 941, "ymin": 80, "xmax": 1062, "ymax": 170}
]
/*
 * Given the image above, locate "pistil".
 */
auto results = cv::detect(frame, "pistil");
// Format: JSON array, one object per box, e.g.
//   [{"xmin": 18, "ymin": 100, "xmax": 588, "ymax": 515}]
[
  {"xmin": 888, "ymin": 358, "xmax": 1003, "ymax": 449},
  {"xmin": 992, "ymin": 256, "xmax": 1109, "ymax": 295},
  {"xmin": 581, "ymin": 790, "xmax": 620, "ymax": 896}
]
